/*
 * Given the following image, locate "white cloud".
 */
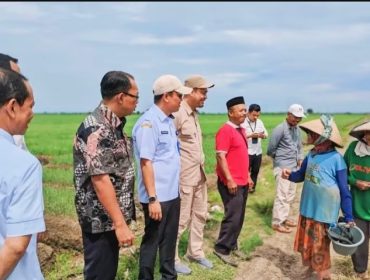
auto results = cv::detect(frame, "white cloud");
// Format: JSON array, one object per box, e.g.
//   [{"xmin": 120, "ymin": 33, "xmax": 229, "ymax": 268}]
[
  {"xmin": 220, "ymin": 23, "xmax": 370, "ymax": 47},
  {"xmin": 210, "ymin": 72, "xmax": 256, "ymax": 88},
  {"xmin": 0, "ymin": 2, "xmax": 43, "ymax": 21},
  {"xmin": 307, "ymin": 83, "xmax": 337, "ymax": 92}
]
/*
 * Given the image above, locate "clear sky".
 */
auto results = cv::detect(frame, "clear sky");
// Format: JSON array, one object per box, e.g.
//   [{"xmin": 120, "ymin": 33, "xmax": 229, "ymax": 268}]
[{"xmin": 2, "ymin": 2, "xmax": 370, "ymax": 113}]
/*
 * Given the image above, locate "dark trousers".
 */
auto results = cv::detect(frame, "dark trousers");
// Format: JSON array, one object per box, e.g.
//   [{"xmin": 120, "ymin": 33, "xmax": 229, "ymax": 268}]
[
  {"xmin": 351, "ymin": 217, "xmax": 370, "ymax": 273},
  {"xmin": 82, "ymin": 230, "xmax": 119, "ymax": 280},
  {"xmin": 214, "ymin": 179, "xmax": 248, "ymax": 255},
  {"xmin": 139, "ymin": 197, "xmax": 180, "ymax": 280},
  {"xmin": 249, "ymin": 154, "xmax": 262, "ymax": 189}
]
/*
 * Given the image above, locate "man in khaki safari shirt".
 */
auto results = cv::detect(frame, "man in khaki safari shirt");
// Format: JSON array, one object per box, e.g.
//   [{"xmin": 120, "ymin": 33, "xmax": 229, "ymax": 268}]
[{"xmin": 173, "ymin": 75, "xmax": 215, "ymax": 275}]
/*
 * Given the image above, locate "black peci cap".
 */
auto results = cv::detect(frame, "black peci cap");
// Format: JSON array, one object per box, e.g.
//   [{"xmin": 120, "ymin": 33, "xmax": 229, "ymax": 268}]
[{"xmin": 226, "ymin": 96, "xmax": 245, "ymax": 110}]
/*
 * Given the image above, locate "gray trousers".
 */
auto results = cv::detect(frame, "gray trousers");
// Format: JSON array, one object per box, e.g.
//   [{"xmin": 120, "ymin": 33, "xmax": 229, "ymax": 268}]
[{"xmin": 351, "ymin": 217, "xmax": 370, "ymax": 273}]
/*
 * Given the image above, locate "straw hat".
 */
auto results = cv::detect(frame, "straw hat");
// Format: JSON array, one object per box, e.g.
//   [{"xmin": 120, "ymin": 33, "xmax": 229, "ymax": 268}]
[
  {"xmin": 349, "ymin": 120, "xmax": 370, "ymax": 143},
  {"xmin": 299, "ymin": 115, "xmax": 343, "ymax": 148}
]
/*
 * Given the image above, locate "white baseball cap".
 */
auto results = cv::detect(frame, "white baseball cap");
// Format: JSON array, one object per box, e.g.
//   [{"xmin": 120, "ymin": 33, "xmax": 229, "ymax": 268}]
[
  {"xmin": 153, "ymin": 74, "xmax": 192, "ymax": 96},
  {"xmin": 288, "ymin": 104, "xmax": 306, "ymax": 118}
]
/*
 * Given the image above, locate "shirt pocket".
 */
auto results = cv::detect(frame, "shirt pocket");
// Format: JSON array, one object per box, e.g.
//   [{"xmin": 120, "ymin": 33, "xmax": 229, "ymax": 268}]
[{"xmin": 180, "ymin": 127, "xmax": 196, "ymax": 144}]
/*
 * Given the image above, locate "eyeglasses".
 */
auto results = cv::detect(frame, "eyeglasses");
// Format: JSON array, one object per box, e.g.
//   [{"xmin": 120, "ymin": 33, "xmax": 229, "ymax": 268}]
[{"xmin": 123, "ymin": 92, "xmax": 139, "ymax": 100}]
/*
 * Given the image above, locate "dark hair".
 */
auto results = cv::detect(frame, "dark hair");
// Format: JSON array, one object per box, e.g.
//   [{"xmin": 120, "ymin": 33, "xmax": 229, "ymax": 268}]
[
  {"xmin": 100, "ymin": 71, "xmax": 134, "ymax": 99},
  {"xmin": 0, "ymin": 68, "xmax": 28, "ymax": 106},
  {"xmin": 248, "ymin": 103, "xmax": 261, "ymax": 113},
  {"xmin": 0, "ymin": 53, "xmax": 18, "ymax": 70},
  {"xmin": 154, "ymin": 94, "xmax": 163, "ymax": 104}
]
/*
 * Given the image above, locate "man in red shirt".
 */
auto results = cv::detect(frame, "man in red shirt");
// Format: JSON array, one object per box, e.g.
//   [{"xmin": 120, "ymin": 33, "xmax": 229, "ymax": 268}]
[{"xmin": 214, "ymin": 96, "xmax": 253, "ymax": 267}]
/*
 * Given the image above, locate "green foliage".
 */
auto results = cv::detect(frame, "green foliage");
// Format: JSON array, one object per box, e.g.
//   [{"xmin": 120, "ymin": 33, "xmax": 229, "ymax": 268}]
[
  {"xmin": 45, "ymin": 251, "xmax": 82, "ymax": 280},
  {"xmin": 43, "ymin": 184, "xmax": 76, "ymax": 217}
]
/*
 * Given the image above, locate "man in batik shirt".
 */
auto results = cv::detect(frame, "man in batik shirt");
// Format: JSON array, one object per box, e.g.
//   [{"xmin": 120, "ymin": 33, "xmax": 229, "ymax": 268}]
[{"xmin": 73, "ymin": 71, "xmax": 139, "ymax": 280}]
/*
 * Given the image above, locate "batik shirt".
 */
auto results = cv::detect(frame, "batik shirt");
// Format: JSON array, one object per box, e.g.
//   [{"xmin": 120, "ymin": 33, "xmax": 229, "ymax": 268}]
[{"xmin": 73, "ymin": 103, "xmax": 135, "ymax": 233}]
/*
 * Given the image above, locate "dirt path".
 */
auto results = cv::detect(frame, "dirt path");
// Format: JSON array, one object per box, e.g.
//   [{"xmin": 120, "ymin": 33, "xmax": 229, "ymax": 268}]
[{"xmin": 234, "ymin": 184, "xmax": 361, "ymax": 280}]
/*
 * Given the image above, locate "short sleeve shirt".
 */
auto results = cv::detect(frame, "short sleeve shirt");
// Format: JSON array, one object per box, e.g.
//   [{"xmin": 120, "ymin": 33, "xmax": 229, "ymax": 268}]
[
  {"xmin": 132, "ymin": 104, "xmax": 180, "ymax": 203},
  {"xmin": 241, "ymin": 118, "xmax": 268, "ymax": 155},
  {"xmin": 0, "ymin": 129, "xmax": 45, "ymax": 280},
  {"xmin": 173, "ymin": 101, "xmax": 206, "ymax": 187},
  {"xmin": 73, "ymin": 103, "xmax": 135, "ymax": 233},
  {"xmin": 216, "ymin": 122, "xmax": 249, "ymax": 186}
]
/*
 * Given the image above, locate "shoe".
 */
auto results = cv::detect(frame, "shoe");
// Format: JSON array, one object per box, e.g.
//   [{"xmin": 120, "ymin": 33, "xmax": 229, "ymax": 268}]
[
  {"xmin": 356, "ymin": 271, "xmax": 370, "ymax": 280},
  {"xmin": 284, "ymin": 220, "xmax": 297, "ymax": 227},
  {"xmin": 175, "ymin": 262, "xmax": 192, "ymax": 275},
  {"xmin": 186, "ymin": 255, "xmax": 213, "ymax": 269},
  {"xmin": 272, "ymin": 224, "xmax": 292, "ymax": 233},
  {"xmin": 213, "ymin": 250, "xmax": 239, "ymax": 267},
  {"xmin": 232, "ymin": 249, "xmax": 250, "ymax": 261}
]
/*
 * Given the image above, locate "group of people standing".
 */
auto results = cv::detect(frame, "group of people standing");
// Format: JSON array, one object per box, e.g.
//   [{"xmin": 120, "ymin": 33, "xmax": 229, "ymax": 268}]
[{"xmin": 0, "ymin": 53, "xmax": 369, "ymax": 280}]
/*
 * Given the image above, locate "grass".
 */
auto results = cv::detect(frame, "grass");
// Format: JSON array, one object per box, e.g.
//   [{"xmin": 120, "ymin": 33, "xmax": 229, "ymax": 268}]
[{"xmin": 24, "ymin": 112, "xmax": 369, "ymax": 280}]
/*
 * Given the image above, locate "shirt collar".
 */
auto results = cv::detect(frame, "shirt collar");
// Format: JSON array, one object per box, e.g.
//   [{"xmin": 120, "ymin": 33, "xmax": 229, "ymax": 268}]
[
  {"xmin": 181, "ymin": 101, "xmax": 195, "ymax": 116},
  {"xmin": 153, "ymin": 104, "xmax": 174, "ymax": 122},
  {"xmin": 0, "ymin": 128, "xmax": 16, "ymax": 145},
  {"xmin": 226, "ymin": 121, "xmax": 241, "ymax": 129},
  {"xmin": 98, "ymin": 103, "xmax": 124, "ymax": 129}
]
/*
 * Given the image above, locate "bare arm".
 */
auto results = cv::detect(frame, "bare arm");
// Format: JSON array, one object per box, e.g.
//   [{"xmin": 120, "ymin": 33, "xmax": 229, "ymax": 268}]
[
  {"xmin": 0, "ymin": 235, "xmax": 31, "ymax": 280},
  {"xmin": 140, "ymin": 159, "xmax": 162, "ymax": 221},
  {"xmin": 216, "ymin": 152, "xmax": 237, "ymax": 195},
  {"xmin": 91, "ymin": 174, "xmax": 134, "ymax": 246}
]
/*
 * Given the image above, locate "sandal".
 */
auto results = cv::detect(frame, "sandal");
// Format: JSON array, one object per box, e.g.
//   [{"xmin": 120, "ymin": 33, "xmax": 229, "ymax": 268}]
[
  {"xmin": 284, "ymin": 220, "xmax": 297, "ymax": 227},
  {"xmin": 272, "ymin": 224, "xmax": 292, "ymax": 233}
]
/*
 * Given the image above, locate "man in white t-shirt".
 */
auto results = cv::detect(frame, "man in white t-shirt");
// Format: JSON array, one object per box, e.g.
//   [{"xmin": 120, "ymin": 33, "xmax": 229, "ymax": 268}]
[{"xmin": 241, "ymin": 104, "xmax": 268, "ymax": 193}]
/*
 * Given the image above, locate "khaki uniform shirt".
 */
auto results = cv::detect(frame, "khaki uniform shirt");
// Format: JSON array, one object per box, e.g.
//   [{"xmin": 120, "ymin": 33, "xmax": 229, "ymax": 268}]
[{"xmin": 173, "ymin": 101, "xmax": 206, "ymax": 187}]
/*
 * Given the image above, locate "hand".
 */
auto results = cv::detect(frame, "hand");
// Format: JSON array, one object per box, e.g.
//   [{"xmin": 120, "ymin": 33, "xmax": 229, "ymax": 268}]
[
  {"xmin": 248, "ymin": 178, "xmax": 254, "ymax": 188},
  {"xmin": 258, "ymin": 132, "xmax": 266, "ymax": 139},
  {"xmin": 149, "ymin": 201, "xmax": 162, "ymax": 221},
  {"xmin": 114, "ymin": 223, "xmax": 135, "ymax": 248},
  {"xmin": 356, "ymin": 180, "xmax": 370, "ymax": 191},
  {"xmin": 281, "ymin": 168, "xmax": 291, "ymax": 179},
  {"xmin": 345, "ymin": 221, "xmax": 356, "ymax": 228},
  {"xmin": 226, "ymin": 179, "xmax": 238, "ymax": 195}
]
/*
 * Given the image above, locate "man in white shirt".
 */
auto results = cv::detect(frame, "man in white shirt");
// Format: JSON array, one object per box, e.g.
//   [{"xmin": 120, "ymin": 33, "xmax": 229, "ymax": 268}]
[{"xmin": 241, "ymin": 104, "xmax": 268, "ymax": 193}]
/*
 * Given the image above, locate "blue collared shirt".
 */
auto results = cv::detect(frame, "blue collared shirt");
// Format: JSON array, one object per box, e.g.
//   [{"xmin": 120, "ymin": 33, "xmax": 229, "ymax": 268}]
[
  {"xmin": 0, "ymin": 128, "xmax": 45, "ymax": 280},
  {"xmin": 132, "ymin": 105, "xmax": 180, "ymax": 203}
]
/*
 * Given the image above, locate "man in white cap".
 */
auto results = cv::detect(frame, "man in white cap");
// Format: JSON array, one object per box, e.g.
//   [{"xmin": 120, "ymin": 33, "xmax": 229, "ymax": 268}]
[
  {"xmin": 173, "ymin": 75, "xmax": 215, "ymax": 274},
  {"xmin": 132, "ymin": 74, "xmax": 192, "ymax": 280},
  {"xmin": 267, "ymin": 104, "xmax": 305, "ymax": 233}
]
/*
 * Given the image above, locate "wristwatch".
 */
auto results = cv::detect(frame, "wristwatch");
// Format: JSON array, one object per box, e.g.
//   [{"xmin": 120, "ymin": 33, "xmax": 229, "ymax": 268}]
[{"xmin": 148, "ymin": 196, "xmax": 157, "ymax": 204}]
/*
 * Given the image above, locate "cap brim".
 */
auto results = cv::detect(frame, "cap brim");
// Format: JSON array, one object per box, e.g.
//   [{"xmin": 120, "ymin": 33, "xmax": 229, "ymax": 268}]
[
  {"xmin": 292, "ymin": 113, "xmax": 306, "ymax": 118},
  {"xmin": 177, "ymin": 85, "xmax": 193, "ymax": 95}
]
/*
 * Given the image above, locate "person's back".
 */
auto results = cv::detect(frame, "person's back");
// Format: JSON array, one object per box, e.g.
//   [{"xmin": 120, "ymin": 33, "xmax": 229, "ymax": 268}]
[{"xmin": 0, "ymin": 133, "xmax": 44, "ymax": 279}]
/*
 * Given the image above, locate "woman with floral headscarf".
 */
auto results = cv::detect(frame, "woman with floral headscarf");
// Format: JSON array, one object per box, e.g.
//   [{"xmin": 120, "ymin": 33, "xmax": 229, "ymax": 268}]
[
  {"xmin": 344, "ymin": 120, "xmax": 370, "ymax": 280},
  {"xmin": 281, "ymin": 115, "xmax": 355, "ymax": 280}
]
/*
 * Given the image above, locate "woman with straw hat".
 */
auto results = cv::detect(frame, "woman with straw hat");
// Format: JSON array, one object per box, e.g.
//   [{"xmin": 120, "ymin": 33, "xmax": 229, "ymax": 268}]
[
  {"xmin": 281, "ymin": 114, "xmax": 355, "ymax": 280},
  {"xmin": 344, "ymin": 120, "xmax": 370, "ymax": 280}
]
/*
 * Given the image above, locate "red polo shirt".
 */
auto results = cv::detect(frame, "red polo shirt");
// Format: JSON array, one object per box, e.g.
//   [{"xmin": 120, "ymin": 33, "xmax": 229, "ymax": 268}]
[{"xmin": 215, "ymin": 122, "xmax": 249, "ymax": 186}]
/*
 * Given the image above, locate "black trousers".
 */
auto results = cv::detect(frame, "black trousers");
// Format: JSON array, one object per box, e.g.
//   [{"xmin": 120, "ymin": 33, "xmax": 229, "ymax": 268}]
[
  {"xmin": 139, "ymin": 197, "xmax": 180, "ymax": 280},
  {"xmin": 351, "ymin": 217, "xmax": 370, "ymax": 273},
  {"xmin": 214, "ymin": 179, "xmax": 248, "ymax": 255},
  {"xmin": 249, "ymin": 154, "xmax": 262, "ymax": 189},
  {"xmin": 82, "ymin": 230, "xmax": 119, "ymax": 280}
]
